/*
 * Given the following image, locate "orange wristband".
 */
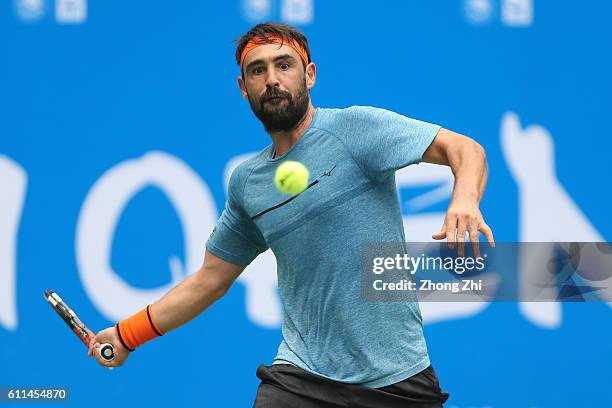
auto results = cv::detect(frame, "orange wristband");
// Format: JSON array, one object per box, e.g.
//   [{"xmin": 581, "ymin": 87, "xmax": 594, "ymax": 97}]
[{"xmin": 116, "ymin": 304, "xmax": 164, "ymax": 351}]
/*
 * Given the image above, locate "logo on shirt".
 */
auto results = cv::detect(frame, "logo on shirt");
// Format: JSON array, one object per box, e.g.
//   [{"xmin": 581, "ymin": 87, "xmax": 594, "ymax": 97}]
[
  {"xmin": 251, "ymin": 163, "xmax": 337, "ymax": 220},
  {"xmin": 322, "ymin": 164, "xmax": 336, "ymax": 177}
]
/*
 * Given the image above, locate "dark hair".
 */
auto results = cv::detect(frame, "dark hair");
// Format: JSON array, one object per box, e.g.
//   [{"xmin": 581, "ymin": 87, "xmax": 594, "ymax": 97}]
[{"xmin": 235, "ymin": 22, "xmax": 311, "ymax": 70}]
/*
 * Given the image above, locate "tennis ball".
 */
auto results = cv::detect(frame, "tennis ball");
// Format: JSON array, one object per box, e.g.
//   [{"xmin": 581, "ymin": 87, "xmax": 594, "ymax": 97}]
[{"xmin": 275, "ymin": 161, "xmax": 310, "ymax": 195}]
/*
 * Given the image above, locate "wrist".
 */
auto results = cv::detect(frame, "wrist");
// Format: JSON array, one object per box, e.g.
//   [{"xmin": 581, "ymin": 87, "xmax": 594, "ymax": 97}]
[
  {"xmin": 116, "ymin": 304, "xmax": 164, "ymax": 351},
  {"xmin": 452, "ymin": 188, "xmax": 480, "ymax": 203}
]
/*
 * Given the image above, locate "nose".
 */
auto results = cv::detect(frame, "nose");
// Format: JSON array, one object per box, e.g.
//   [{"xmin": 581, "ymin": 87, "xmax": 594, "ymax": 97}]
[{"xmin": 265, "ymin": 68, "xmax": 280, "ymax": 88}]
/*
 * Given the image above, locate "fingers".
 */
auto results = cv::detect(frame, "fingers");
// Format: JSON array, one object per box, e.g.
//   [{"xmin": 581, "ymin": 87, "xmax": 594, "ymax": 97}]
[
  {"xmin": 87, "ymin": 336, "xmax": 97, "ymax": 357},
  {"xmin": 432, "ymin": 222, "xmax": 447, "ymax": 240},
  {"xmin": 88, "ymin": 333, "xmax": 120, "ymax": 368},
  {"xmin": 93, "ymin": 343, "xmax": 111, "ymax": 367},
  {"xmin": 469, "ymin": 228, "xmax": 481, "ymax": 259},
  {"xmin": 457, "ymin": 218, "xmax": 467, "ymax": 257},
  {"xmin": 469, "ymin": 227, "xmax": 481, "ymax": 258},
  {"xmin": 445, "ymin": 217, "xmax": 457, "ymax": 250},
  {"xmin": 432, "ymin": 231, "xmax": 446, "ymax": 240},
  {"xmin": 92, "ymin": 343, "xmax": 117, "ymax": 368},
  {"xmin": 479, "ymin": 222, "xmax": 496, "ymax": 248},
  {"xmin": 435, "ymin": 212, "xmax": 495, "ymax": 257}
]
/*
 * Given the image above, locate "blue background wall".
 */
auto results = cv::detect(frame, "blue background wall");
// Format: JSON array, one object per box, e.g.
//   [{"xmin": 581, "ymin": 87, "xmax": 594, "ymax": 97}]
[{"xmin": 1, "ymin": 1, "xmax": 610, "ymax": 407}]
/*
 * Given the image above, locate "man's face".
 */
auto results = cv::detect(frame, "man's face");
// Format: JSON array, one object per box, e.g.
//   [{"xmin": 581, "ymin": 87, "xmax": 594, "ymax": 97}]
[{"xmin": 238, "ymin": 44, "xmax": 316, "ymax": 132}]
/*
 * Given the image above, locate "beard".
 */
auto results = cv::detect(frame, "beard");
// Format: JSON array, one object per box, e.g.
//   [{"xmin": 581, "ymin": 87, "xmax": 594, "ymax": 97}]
[{"xmin": 247, "ymin": 78, "xmax": 309, "ymax": 133}]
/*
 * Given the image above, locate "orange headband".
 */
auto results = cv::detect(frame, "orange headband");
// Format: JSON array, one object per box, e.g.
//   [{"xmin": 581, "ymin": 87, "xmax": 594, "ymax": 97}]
[{"xmin": 240, "ymin": 34, "xmax": 309, "ymax": 69}]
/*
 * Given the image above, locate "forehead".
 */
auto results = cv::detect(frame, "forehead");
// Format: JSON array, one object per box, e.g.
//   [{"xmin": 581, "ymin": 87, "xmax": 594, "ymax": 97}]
[{"xmin": 242, "ymin": 43, "xmax": 302, "ymax": 67}]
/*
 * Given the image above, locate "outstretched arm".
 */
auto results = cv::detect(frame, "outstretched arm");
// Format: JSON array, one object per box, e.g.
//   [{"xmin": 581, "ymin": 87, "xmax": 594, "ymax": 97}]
[
  {"xmin": 152, "ymin": 250, "xmax": 244, "ymax": 333},
  {"xmin": 88, "ymin": 249, "xmax": 246, "ymax": 367},
  {"xmin": 422, "ymin": 128, "xmax": 495, "ymax": 257}
]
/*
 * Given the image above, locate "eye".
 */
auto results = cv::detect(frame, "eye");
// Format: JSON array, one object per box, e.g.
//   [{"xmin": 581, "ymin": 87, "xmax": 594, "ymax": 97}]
[
  {"xmin": 279, "ymin": 63, "xmax": 290, "ymax": 70},
  {"xmin": 252, "ymin": 67, "xmax": 264, "ymax": 75}
]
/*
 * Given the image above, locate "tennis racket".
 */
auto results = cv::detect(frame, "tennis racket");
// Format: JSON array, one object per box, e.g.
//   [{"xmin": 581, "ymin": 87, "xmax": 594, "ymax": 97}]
[{"xmin": 44, "ymin": 289, "xmax": 115, "ymax": 362}]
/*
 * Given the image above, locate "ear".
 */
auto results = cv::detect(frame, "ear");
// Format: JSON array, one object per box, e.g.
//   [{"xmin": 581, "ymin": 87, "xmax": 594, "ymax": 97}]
[
  {"xmin": 305, "ymin": 62, "xmax": 317, "ymax": 90},
  {"xmin": 237, "ymin": 76, "xmax": 248, "ymax": 100}
]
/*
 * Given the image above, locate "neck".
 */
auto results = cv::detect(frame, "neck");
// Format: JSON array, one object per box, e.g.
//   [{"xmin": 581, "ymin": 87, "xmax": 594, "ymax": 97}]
[{"xmin": 269, "ymin": 103, "xmax": 316, "ymax": 158}]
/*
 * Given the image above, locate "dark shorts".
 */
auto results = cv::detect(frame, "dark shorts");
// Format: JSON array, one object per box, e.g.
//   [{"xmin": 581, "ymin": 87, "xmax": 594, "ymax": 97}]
[{"xmin": 253, "ymin": 363, "xmax": 450, "ymax": 408}]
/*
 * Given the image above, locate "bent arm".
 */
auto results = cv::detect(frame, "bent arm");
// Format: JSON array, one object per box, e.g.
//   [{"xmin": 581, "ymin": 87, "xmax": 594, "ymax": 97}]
[
  {"xmin": 150, "ymin": 249, "xmax": 245, "ymax": 334},
  {"xmin": 422, "ymin": 128, "xmax": 487, "ymax": 202},
  {"xmin": 423, "ymin": 128, "xmax": 494, "ymax": 253}
]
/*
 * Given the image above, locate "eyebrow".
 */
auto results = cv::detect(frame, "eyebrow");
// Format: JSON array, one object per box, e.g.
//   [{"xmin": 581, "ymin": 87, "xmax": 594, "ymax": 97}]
[{"xmin": 245, "ymin": 54, "xmax": 297, "ymax": 72}]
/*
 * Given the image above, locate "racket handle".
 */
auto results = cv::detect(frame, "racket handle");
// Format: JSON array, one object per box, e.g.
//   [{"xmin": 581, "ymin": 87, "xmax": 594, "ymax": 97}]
[{"xmin": 99, "ymin": 343, "xmax": 115, "ymax": 361}]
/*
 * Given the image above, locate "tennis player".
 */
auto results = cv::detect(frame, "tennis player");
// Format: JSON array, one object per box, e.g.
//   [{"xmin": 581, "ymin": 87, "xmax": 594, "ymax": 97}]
[{"xmin": 89, "ymin": 23, "xmax": 494, "ymax": 407}]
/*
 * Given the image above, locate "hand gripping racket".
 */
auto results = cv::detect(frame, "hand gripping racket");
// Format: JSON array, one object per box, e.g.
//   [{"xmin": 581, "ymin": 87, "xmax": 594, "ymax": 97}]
[{"xmin": 44, "ymin": 289, "xmax": 115, "ymax": 362}]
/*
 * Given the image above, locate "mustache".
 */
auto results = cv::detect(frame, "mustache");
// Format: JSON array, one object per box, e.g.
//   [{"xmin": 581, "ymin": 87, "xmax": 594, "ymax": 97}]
[{"xmin": 261, "ymin": 88, "xmax": 292, "ymax": 103}]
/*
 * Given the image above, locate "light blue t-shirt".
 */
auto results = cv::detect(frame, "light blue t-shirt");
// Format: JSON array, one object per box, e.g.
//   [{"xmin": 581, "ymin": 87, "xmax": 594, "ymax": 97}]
[{"xmin": 206, "ymin": 106, "xmax": 441, "ymax": 388}]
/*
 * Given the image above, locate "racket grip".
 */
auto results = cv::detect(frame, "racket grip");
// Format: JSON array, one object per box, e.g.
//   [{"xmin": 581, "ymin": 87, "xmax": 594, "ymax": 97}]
[{"xmin": 99, "ymin": 343, "xmax": 115, "ymax": 361}]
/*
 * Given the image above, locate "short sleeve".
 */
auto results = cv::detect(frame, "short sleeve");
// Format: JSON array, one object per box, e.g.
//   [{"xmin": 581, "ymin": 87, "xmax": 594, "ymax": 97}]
[
  {"xmin": 206, "ymin": 167, "xmax": 268, "ymax": 266},
  {"xmin": 335, "ymin": 106, "xmax": 441, "ymax": 182}
]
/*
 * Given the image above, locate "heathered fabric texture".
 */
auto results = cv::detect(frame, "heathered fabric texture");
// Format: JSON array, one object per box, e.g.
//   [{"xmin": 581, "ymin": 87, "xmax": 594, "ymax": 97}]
[{"xmin": 206, "ymin": 106, "xmax": 441, "ymax": 387}]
